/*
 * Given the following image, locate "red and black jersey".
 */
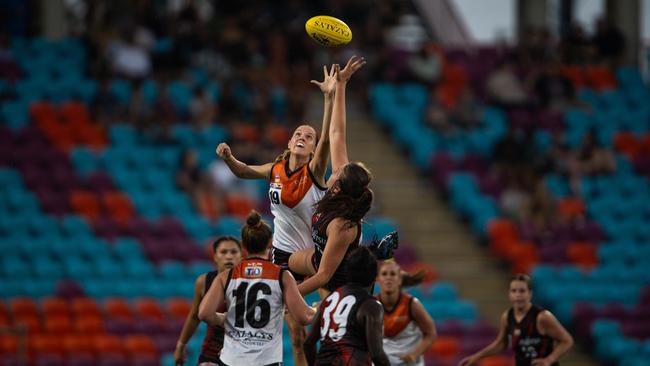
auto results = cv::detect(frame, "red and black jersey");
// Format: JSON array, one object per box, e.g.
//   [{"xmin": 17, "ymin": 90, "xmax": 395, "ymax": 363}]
[
  {"xmin": 506, "ymin": 305, "xmax": 559, "ymax": 366},
  {"xmin": 316, "ymin": 284, "xmax": 375, "ymax": 366},
  {"xmin": 311, "ymin": 212, "xmax": 361, "ymax": 292},
  {"xmin": 199, "ymin": 270, "xmax": 225, "ymax": 362}
]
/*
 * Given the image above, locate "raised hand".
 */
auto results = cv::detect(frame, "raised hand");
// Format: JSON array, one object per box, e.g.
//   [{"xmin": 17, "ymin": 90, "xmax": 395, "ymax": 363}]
[
  {"xmin": 215, "ymin": 143, "xmax": 232, "ymax": 160},
  {"xmin": 310, "ymin": 64, "xmax": 337, "ymax": 98},
  {"xmin": 337, "ymin": 55, "xmax": 366, "ymax": 82}
]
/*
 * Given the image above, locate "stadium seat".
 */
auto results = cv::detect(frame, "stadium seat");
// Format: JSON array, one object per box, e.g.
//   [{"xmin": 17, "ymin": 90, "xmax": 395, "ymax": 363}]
[
  {"xmin": 134, "ymin": 298, "xmax": 165, "ymax": 322},
  {"xmin": 41, "ymin": 298, "xmax": 69, "ymax": 318},
  {"xmin": 123, "ymin": 335, "xmax": 157, "ymax": 356},
  {"xmin": 91, "ymin": 334, "xmax": 124, "ymax": 356},
  {"xmin": 44, "ymin": 315, "xmax": 74, "ymax": 335},
  {"xmin": 167, "ymin": 298, "xmax": 191, "ymax": 320},
  {"xmin": 74, "ymin": 314, "xmax": 105, "ymax": 335},
  {"xmin": 104, "ymin": 298, "xmax": 132, "ymax": 320}
]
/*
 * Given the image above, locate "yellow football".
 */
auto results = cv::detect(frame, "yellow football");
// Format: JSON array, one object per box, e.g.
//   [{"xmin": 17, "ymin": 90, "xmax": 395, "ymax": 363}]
[{"xmin": 305, "ymin": 15, "xmax": 352, "ymax": 47}]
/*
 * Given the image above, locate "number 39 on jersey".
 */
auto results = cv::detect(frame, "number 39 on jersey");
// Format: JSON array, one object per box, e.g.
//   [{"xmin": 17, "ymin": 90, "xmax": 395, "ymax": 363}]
[{"xmin": 320, "ymin": 291, "xmax": 357, "ymax": 342}]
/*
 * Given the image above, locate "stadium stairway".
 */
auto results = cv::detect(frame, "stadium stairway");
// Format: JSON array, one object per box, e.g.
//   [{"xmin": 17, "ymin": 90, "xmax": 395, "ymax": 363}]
[{"xmin": 302, "ymin": 91, "xmax": 600, "ymax": 366}]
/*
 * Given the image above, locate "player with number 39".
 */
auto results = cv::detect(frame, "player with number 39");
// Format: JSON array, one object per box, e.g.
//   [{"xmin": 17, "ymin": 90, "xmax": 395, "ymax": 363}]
[
  {"xmin": 304, "ymin": 247, "xmax": 390, "ymax": 366},
  {"xmin": 199, "ymin": 211, "xmax": 315, "ymax": 366}
]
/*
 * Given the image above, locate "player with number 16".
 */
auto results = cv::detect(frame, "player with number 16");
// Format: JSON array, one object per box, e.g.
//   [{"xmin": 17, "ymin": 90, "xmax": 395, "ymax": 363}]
[{"xmin": 199, "ymin": 211, "xmax": 316, "ymax": 366}]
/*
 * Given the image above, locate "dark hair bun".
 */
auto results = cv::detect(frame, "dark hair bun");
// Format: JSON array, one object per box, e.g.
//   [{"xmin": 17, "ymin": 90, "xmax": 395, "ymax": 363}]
[{"xmin": 246, "ymin": 210, "xmax": 262, "ymax": 226}]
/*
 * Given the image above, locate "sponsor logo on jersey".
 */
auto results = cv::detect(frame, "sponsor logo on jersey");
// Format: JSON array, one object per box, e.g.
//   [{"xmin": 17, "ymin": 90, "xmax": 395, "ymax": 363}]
[{"xmin": 245, "ymin": 265, "xmax": 263, "ymax": 277}]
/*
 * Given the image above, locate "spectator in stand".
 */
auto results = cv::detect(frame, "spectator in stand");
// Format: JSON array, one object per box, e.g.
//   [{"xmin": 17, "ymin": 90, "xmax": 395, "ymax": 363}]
[
  {"xmin": 499, "ymin": 171, "xmax": 530, "ymax": 221},
  {"xmin": 485, "ymin": 59, "xmax": 529, "ymax": 109},
  {"xmin": 190, "ymin": 87, "xmax": 216, "ymax": 129},
  {"xmin": 129, "ymin": 80, "xmax": 154, "ymax": 131},
  {"xmin": 575, "ymin": 131, "xmax": 616, "ymax": 176},
  {"xmin": 533, "ymin": 61, "xmax": 576, "ymax": 111},
  {"xmin": 451, "ymin": 88, "xmax": 483, "ymax": 129},
  {"xmin": 592, "ymin": 17, "xmax": 626, "ymax": 66},
  {"xmin": 407, "ymin": 43, "xmax": 442, "ymax": 84},
  {"xmin": 106, "ymin": 28, "xmax": 152, "ymax": 81},
  {"xmin": 560, "ymin": 23, "xmax": 593, "ymax": 65},
  {"xmin": 91, "ymin": 76, "xmax": 120, "ymax": 126},
  {"xmin": 424, "ymin": 88, "xmax": 451, "ymax": 133}
]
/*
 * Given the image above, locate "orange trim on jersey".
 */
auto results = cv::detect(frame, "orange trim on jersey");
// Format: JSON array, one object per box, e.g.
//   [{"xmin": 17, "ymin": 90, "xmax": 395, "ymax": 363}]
[
  {"xmin": 379, "ymin": 293, "xmax": 413, "ymax": 337},
  {"xmin": 270, "ymin": 160, "xmax": 317, "ymax": 208},
  {"xmin": 231, "ymin": 258, "xmax": 282, "ymax": 281}
]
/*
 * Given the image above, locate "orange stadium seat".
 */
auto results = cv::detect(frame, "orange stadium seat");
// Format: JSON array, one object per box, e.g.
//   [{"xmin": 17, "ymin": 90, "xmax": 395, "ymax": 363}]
[
  {"xmin": 487, "ymin": 218, "xmax": 518, "ymax": 241},
  {"xmin": 558, "ymin": 197, "xmax": 585, "ymax": 219},
  {"xmin": 567, "ymin": 242, "xmax": 598, "ymax": 269},
  {"xmin": 167, "ymin": 298, "xmax": 192, "ymax": 320},
  {"xmin": 61, "ymin": 334, "xmax": 94, "ymax": 356},
  {"xmin": 585, "ymin": 65, "xmax": 617, "ymax": 90},
  {"xmin": 614, "ymin": 132, "xmax": 641, "ymax": 159},
  {"xmin": 44, "ymin": 315, "xmax": 74, "ymax": 335},
  {"xmin": 479, "ymin": 355, "xmax": 514, "ymax": 366},
  {"xmin": 92, "ymin": 334, "xmax": 124, "ymax": 355},
  {"xmin": 102, "ymin": 191, "xmax": 134, "ymax": 223},
  {"xmin": 41, "ymin": 298, "xmax": 70, "ymax": 318},
  {"xmin": 426, "ymin": 335, "xmax": 460, "ymax": 359},
  {"xmin": 71, "ymin": 298, "xmax": 102, "ymax": 318},
  {"xmin": 74, "ymin": 314, "xmax": 105, "ymax": 334},
  {"xmin": 60, "ymin": 101, "xmax": 91, "ymax": 125},
  {"xmin": 29, "ymin": 334, "xmax": 63, "ymax": 356},
  {"xmin": 559, "ymin": 65, "xmax": 586, "ymax": 87},
  {"xmin": 507, "ymin": 241, "xmax": 540, "ymax": 274},
  {"xmin": 225, "ymin": 194, "xmax": 256, "ymax": 219},
  {"xmin": 13, "ymin": 313, "xmax": 42, "ymax": 334},
  {"xmin": 70, "ymin": 190, "xmax": 103, "ymax": 222},
  {"xmin": 30, "ymin": 101, "xmax": 58, "ymax": 122},
  {"xmin": 134, "ymin": 298, "xmax": 164, "ymax": 322},
  {"xmin": 123, "ymin": 335, "xmax": 157, "ymax": 356},
  {"xmin": 10, "ymin": 298, "xmax": 39, "ymax": 318},
  {"xmin": 0, "ymin": 335, "xmax": 20, "ymax": 355},
  {"xmin": 104, "ymin": 298, "xmax": 133, "ymax": 320},
  {"xmin": 267, "ymin": 124, "xmax": 291, "ymax": 147}
]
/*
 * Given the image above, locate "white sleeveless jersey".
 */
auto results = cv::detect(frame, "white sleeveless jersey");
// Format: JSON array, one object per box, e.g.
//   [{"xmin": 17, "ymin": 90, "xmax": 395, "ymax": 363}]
[
  {"xmin": 220, "ymin": 258, "xmax": 285, "ymax": 365},
  {"xmin": 380, "ymin": 293, "xmax": 424, "ymax": 366},
  {"xmin": 383, "ymin": 321, "xmax": 424, "ymax": 366},
  {"xmin": 268, "ymin": 160, "xmax": 326, "ymax": 252}
]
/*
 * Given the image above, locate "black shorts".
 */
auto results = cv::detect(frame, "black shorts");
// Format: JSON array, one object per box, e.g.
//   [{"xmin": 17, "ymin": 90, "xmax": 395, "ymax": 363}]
[{"xmin": 270, "ymin": 246, "xmax": 305, "ymax": 282}]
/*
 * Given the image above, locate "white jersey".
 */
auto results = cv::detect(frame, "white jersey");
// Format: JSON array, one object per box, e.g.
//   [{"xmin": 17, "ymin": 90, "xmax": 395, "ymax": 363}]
[
  {"xmin": 221, "ymin": 258, "xmax": 285, "ymax": 365},
  {"xmin": 268, "ymin": 160, "xmax": 326, "ymax": 252},
  {"xmin": 380, "ymin": 293, "xmax": 424, "ymax": 366}
]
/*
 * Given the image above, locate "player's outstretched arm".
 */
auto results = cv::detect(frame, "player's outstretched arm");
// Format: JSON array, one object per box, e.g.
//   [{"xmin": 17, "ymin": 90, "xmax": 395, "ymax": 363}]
[
  {"xmin": 215, "ymin": 142, "xmax": 274, "ymax": 179},
  {"xmin": 297, "ymin": 218, "xmax": 357, "ymax": 295},
  {"xmin": 458, "ymin": 311, "xmax": 509, "ymax": 366},
  {"xmin": 326, "ymin": 56, "xmax": 366, "ymax": 187},
  {"xmin": 309, "ymin": 65, "xmax": 336, "ymax": 185},
  {"xmin": 198, "ymin": 270, "xmax": 229, "ymax": 326},
  {"xmin": 359, "ymin": 299, "xmax": 390, "ymax": 366},
  {"xmin": 303, "ymin": 306, "xmax": 323, "ymax": 366},
  {"xmin": 282, "ymin": 271, "xmax": 316, "ymax": 325}
]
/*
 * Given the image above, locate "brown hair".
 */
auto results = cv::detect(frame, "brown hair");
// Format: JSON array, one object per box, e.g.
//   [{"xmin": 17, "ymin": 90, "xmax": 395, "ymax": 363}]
[
  {"xmin": 212, "ymin": 236, "xmax": 242, "ymax": 253},
  {"xmin": 241, "ymin": 210, "xmax": 272, "ymax": 254},
  {"xmin": 315, "ymin": 162, "xmax": 373, "ymax": 228},
  {"xmin": 510, "ymin": 273, "xmax": 532, "ymax": 290}
]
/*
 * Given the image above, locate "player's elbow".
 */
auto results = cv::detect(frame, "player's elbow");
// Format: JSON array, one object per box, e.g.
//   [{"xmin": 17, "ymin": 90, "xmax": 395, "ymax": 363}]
[{"xmin": 197, "ymin": 306, "xmax": 211, "ymax": 322}]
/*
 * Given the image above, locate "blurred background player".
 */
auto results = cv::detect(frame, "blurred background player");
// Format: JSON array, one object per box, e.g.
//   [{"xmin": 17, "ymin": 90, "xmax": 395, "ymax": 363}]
[
  {"xmin": 376, "ymin": 260, "xmax": 437, "ymax": 366},
  {"xmin": 198, "ymin": 211, "xmax": 315, "ymax": 366},
  {"xmin": 458, "ymin": 274, "xmax": 574, "ymax": 366},
  {"xmin": 173, "ymin": 236, "xmax": 242, "ymax": 365},
  {"xmin": 214, "ymin": 64, "xmax": 336, "ymax": 366},
  {"xmin": 304, "ymin": 247, "xmax": 390, "ymax": 366}
]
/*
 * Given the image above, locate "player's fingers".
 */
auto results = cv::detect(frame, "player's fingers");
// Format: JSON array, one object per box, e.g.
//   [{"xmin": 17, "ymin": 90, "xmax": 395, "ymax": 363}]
[{"xmin": 329, "ymin": 64, "xmax": 336, "ymax": 76}]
